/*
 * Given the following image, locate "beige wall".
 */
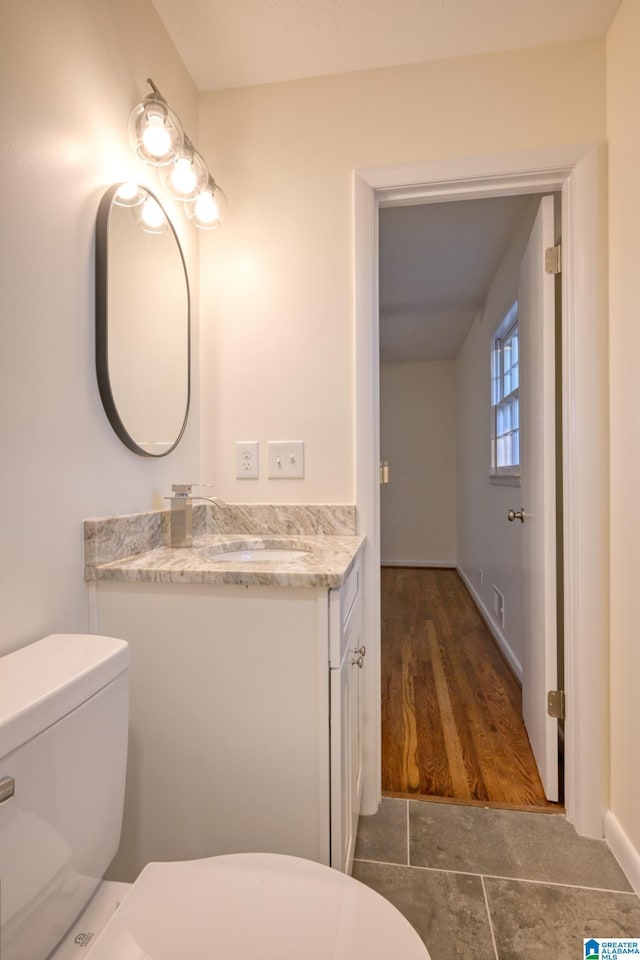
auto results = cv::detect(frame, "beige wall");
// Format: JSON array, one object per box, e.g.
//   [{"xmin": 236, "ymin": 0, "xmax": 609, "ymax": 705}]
[
  {"xmin": 198, "ymin": 41, "xmax": 606, "ymax": 503},
  {"xmin": 380, "ymin": 361, "xmax": 456, "ymax": 565},
  {"xmin": 0, "ymin": 0, "xmax": 199, "ymax": 656},
  {"xmin": 606, "ymin": 0, "xmax": 640, "ymax": 857}
]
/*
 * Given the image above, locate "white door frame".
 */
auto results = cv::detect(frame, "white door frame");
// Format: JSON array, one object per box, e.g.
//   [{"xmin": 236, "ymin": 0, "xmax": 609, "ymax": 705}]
[{"xmin": 354, "ymin": 144, "xmax": 609, "ymax": 838}]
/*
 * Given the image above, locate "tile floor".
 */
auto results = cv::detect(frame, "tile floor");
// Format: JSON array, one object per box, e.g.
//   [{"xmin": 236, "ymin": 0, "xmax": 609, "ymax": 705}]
[{"xmin": 353, "ymin": 798, "xmax": 640, "ymax": 960}]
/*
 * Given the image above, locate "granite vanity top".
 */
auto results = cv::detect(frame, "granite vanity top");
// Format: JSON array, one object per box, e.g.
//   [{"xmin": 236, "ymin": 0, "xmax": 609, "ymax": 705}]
[
  {"xmin": 84, "ymin": 504, "xmax": 364, "ymax": 588},
  {"xmin": 87, "ymin": 534, "xmax": 364, "ymax": 588}
]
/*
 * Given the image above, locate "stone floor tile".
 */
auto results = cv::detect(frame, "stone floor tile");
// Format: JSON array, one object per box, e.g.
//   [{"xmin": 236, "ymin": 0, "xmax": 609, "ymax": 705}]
[
  {"xmin": 485, "ymin": 876, "xmax": 640, "ymax": 960},
  {"xmin": 409, "ymin": 801, "xmax": 632, "ymax": 890},
  {"xmin": 353, "ymin": 860, "xmax": 496, "ymax": 960},
  {"xmin": 355, "ymin": 797, "xmax": 408, "ymax": 864}
]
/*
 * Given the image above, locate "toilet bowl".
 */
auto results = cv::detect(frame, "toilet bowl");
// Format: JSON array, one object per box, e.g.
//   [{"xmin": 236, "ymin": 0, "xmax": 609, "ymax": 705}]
[{"xmin": 0, "ymin": 635, "xmax": 430, "ymax": 959}]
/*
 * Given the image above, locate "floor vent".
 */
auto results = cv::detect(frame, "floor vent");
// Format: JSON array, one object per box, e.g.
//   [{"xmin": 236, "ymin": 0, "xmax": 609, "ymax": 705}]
[{"xmin": 492, "ymin": 586, "xmax": 505, "ymax": 628}]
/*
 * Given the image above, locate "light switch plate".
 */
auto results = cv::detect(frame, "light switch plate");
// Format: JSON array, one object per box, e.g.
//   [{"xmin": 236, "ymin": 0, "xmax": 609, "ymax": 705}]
[
  {"xmin": 267, "ymin": 441, "xmax": 304, "ymax": 479},
  {"xmin": 236, "ymin": 441, "xmax": 259, "ymax": 478}
]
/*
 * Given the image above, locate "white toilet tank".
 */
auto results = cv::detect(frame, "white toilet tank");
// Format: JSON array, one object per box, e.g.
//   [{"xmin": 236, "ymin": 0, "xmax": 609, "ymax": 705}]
[{"xmin": 0, "ymin": 634, "xmax": 129, "ymax": 960}]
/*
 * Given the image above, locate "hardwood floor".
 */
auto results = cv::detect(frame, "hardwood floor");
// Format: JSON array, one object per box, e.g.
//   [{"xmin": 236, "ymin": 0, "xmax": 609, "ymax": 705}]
[{"xmin": 381, "ymin": 566, "xmax": 562, "ymax": 811}]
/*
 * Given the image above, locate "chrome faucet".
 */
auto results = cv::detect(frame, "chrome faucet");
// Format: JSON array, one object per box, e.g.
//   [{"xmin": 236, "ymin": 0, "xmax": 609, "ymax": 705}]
[{"xmin": 165, "ymin": 483, "xmax": 226, "ymax": 547}]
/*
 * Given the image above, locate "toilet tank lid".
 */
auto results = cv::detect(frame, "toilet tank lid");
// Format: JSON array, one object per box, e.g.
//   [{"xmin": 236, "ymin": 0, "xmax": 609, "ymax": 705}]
[{"xmin": 0, "ymin": 634, "xmax": 128, "ymax": 759}]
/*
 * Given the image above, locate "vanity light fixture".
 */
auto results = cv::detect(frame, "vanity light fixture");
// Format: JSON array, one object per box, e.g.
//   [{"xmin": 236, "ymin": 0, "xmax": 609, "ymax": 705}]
[
  {"xmin": 187, "ymin": 176, "xmax": 227, "ymax": 229},
  {"xmin": 129, "ymin": 78, "xmax": 226, "ymax": 229},
  {"xmin": 128, "ymin": 79, "xmax": 184, "ymax": 165},
  {"xmin": 161, "ymin": 137, "xmax": 209, "ymax": 202}
]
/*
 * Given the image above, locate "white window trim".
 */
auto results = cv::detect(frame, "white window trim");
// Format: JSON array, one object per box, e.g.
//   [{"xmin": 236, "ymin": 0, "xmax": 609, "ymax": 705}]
[
  {"xmin": 489, "ymin": 473, "xmax": 521, "ymax": 487},
  {"xmin": 491, "ymin": 302, "xmax": 520, "ymax": 478}
]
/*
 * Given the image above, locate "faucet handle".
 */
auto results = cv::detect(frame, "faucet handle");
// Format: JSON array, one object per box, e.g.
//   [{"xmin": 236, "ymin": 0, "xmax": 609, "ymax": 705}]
[{"xmin": 171, "ymin": 483, "xmax": 193, "ymax": 496}]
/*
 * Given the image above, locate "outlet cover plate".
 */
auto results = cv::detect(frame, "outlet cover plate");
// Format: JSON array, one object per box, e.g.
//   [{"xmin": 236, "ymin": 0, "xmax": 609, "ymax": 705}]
[
  {"xmin": 236, "ymin": 441, "xmax": 259, "ymax": 479},
  {"xmin": 267, "ymin": 441, "xmax": 304, "ymax": 479}
]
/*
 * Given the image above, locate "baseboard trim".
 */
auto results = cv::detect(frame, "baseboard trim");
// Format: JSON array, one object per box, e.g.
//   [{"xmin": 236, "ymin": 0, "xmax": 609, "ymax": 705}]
[
  {"xmin": 605, "ymin": 810, "xmax": 640, "ymax": 896},
  {"xmin": 456, "ymin": 565, "xmax": 523, "ymax": 682},
  {"xmin": 381, "ymin": 560, "xmax": 457, "ymax": 569}
]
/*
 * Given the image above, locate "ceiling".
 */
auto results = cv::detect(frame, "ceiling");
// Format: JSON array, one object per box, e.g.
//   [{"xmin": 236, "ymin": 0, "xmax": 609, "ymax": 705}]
[
  {"xmin": 151, "ymin": 0, "xmax": 621, "ymax": 93},
  {"xmin": 379, "ymin": 195, "xmax": 531, "ymax": 362}
]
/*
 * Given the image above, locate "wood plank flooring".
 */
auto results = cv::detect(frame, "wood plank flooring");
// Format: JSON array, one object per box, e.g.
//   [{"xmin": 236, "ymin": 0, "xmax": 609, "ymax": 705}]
[{"xmin": 381, "ymin": 566, "xmax": 562, "ymax": 811}]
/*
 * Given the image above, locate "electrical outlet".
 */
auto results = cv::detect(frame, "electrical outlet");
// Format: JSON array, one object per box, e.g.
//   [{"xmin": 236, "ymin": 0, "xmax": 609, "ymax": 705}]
[
  {"xmin": 267, "ymin": 441, "xmax": 304, "ymax": 478},
  {"xmin": 235, "ymin": 441, "xmax": 259, "ymax": 479}
]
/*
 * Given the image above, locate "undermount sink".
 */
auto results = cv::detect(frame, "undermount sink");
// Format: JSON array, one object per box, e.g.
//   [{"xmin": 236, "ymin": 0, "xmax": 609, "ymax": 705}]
[
  {"xmin": 207, "ymin": 548, "xmax": 310, "ymax": 563},
  {"xmin": 198, "ymin": 541, "xmax": 312, "ymax": 563}
]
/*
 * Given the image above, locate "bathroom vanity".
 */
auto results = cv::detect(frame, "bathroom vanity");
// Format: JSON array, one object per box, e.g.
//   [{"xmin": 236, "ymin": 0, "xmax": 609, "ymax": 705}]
[{"xmin": 85, "ymin": 506, "xmax": 365, "ymax": 882}]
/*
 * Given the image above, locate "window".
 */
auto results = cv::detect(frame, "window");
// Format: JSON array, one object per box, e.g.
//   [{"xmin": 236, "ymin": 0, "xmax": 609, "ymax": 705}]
[{"xmin": 491, "ymin": 302, "xmax": 519, "ymax": 476}]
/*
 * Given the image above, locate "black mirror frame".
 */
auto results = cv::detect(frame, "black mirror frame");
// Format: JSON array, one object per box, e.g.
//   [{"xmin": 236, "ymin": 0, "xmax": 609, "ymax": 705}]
[{"xmin": 95, "ymin": 182, "xmax": 191, "ymax": 458}]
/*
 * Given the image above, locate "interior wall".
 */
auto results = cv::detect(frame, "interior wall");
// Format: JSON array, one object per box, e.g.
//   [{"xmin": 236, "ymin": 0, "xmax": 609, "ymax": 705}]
[
  {"xmin": 606, "ymin": 0, "xmax": 640, "ymax": 863},
  {"xmin": 0, "ymin": 0, "xmax": 199, "ymax": 657},
  {"xmin": 456, "ymin": 197, "xmax": 540, "ymax": 675},
  {"xmin": 380, "ymin": 360, "xmax": 456, "ymax": 565},
  {"xmin": 197, "ymin": 40, "xmax": 606, "ymax": 504}
]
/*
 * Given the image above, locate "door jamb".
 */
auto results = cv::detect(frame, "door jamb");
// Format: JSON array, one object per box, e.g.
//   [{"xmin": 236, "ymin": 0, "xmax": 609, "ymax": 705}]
[{"xmin": 354, "ymin": 144, "xmax": 609, "ymax": 838}]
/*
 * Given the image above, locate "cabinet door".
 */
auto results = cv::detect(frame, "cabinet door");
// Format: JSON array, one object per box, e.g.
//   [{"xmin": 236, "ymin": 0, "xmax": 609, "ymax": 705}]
[
  {"xmin": 330, "ymin": 586, "xmax": 363, "ymax": 874},
  {"xmin": 97, "ymin": 581, "xmax": 331, "ymax": 879}
]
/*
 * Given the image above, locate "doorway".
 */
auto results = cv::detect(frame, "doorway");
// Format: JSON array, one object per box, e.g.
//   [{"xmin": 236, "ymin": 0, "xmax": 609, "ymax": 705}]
[
  {"xmin": 378, "ymin": 192, "xmax": 562, "ymax": 810},
  {"xmin": 354, "ymin": 145, "xmax": 608, "ymax": 839}
]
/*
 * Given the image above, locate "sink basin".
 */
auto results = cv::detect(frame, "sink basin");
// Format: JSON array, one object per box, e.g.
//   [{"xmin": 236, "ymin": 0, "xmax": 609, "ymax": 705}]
[
  {"xmin": 207, "ymin": 548, "xmax": 310, "ymax": 563},
  {"xmin": 198, "ymin": 541, "xmax": 312, "ymax": 564}
]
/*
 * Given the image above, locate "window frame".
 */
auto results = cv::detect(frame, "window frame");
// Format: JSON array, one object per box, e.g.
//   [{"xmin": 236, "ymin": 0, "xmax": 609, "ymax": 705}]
[{"xmin": 491, "ymin": 301, "xmax": 520, "ymax": 480}]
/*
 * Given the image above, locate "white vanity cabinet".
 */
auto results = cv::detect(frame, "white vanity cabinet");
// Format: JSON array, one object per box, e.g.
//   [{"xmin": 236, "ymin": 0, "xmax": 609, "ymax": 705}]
[{"xmin": 95, "ymin": 556, "xmax": 363, "ymax": 882}]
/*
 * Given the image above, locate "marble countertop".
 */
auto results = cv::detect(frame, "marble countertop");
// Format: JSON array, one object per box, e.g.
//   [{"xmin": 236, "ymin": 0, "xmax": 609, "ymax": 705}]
[{"xmin": 87, "ymin": 533, "xmax": 365, "ymax": 588}]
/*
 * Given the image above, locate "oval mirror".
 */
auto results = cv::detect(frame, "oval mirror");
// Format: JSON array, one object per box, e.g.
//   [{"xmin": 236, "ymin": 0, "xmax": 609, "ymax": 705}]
[{"xmin": 95, "ymin": 183, "xmax": 190, "ymax": 457}]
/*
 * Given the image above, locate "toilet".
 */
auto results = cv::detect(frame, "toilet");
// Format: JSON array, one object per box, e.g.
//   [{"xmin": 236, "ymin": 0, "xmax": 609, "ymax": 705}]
[{"xmin": 0, "ymin": 634, "xmax": 430, "ymax": 959}]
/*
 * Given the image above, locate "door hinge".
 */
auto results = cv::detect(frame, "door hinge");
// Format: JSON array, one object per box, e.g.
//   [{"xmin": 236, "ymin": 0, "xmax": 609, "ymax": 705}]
[
  {"xmin": 545, "ymin": 244, "xmax": 561, "ymax": 275},
  {"xmin": 379, "ymin": 461, "xmax": 389, "ymax": 484},
  {"xmin": 547, "ymin": 689, "xmax": 565, "ymax": 720}
]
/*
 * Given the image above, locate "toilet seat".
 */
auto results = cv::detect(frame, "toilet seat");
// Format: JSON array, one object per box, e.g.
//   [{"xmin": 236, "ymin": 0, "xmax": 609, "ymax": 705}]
[{"xmin": 85, "ymin": 853, "xmax": 430, "ymax": 959}]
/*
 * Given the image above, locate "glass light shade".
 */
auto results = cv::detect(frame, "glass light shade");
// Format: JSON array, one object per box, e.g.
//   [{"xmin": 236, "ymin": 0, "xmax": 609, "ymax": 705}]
[
  {"xmin": 187, "ymin": 181, "xmax": 227, "ymax": 229},
  {"xmin": 161, "ymin": 144, "xmax": 209, "ymax": 201},
  {"xmin": 113, "ymin": 182, "xmax": 146, "ymax": 207},
  {"xmin": 135, "ymin": 195, "xmax": 168, "ymax": 234},
  {"xmin": 128, "ymin": 96, "xmax": 184, "ymax": 166}
]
